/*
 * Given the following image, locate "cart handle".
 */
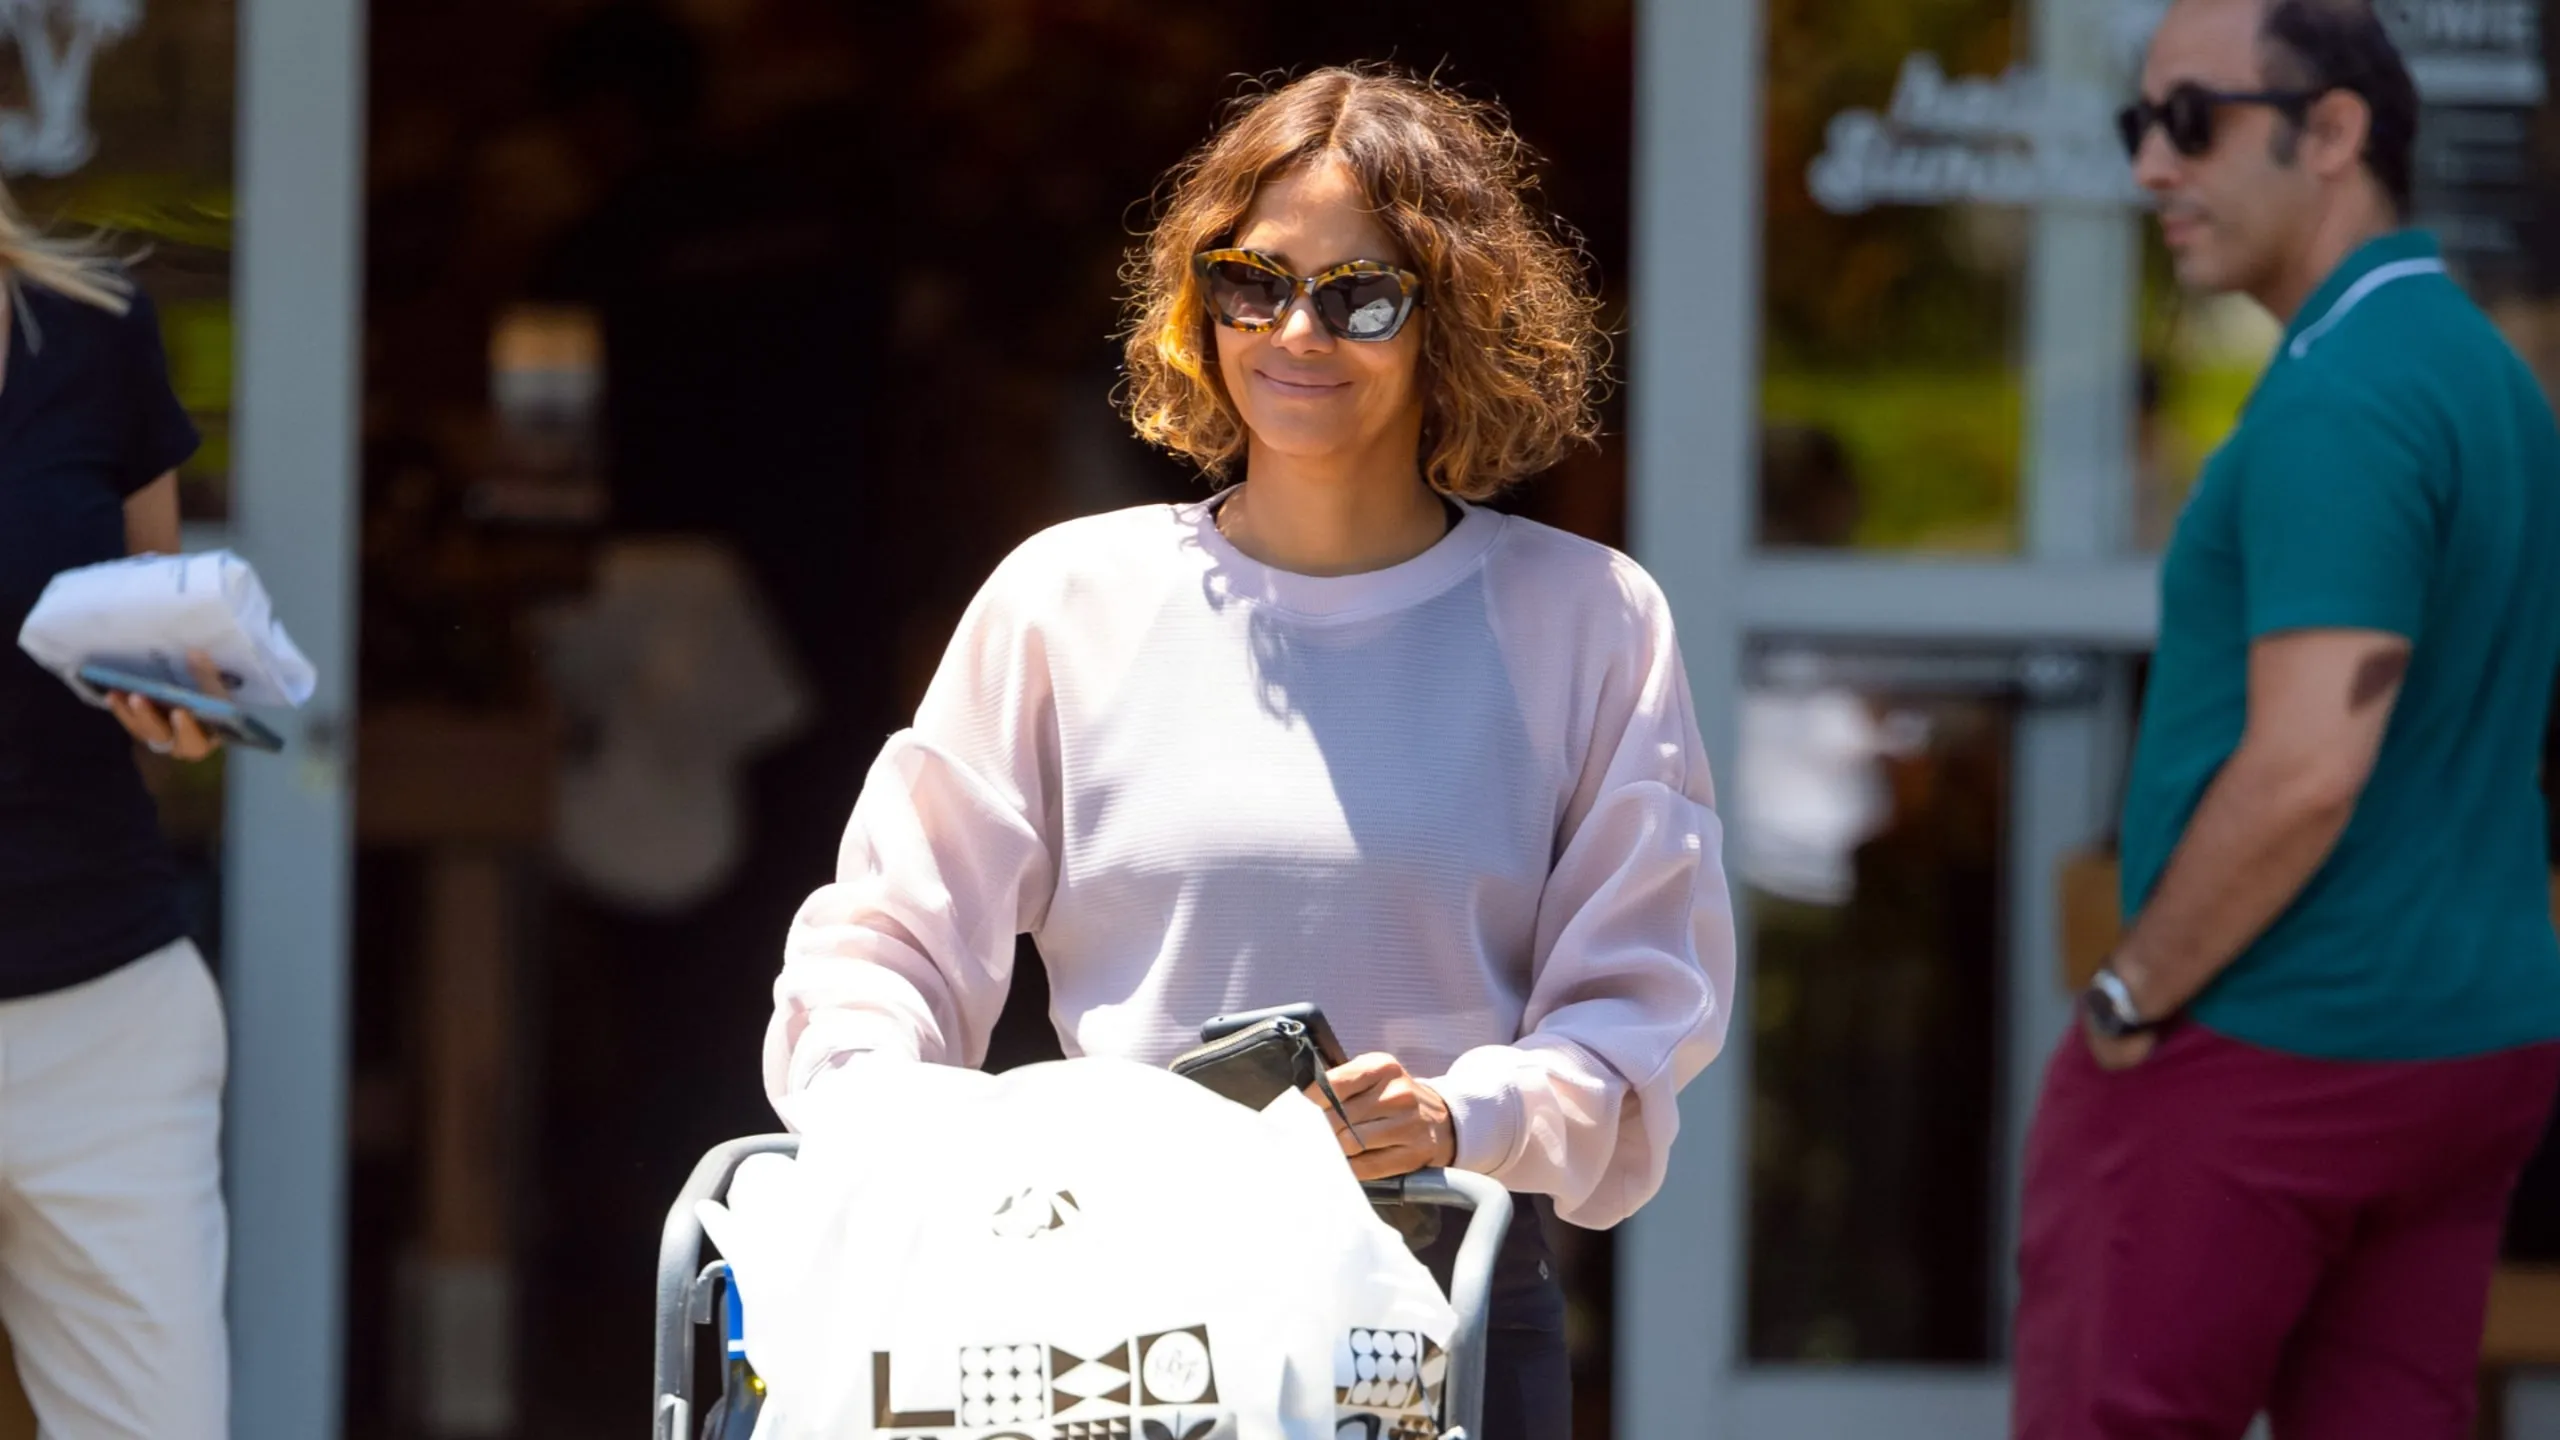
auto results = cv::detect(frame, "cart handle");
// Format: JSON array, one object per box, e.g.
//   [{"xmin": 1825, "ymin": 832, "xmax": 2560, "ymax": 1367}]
[
  {"xmin": 1364, "ymin": 1170, "xmax": 1510, "ymax": 1440},
  {"xmin": 653, "ymin": 1135, "xmax": 799, "ymax": 1440}
]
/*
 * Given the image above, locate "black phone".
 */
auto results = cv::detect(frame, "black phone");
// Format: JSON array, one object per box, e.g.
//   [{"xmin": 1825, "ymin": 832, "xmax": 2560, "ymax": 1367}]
[
  {"xmin": 1199, "ymin": 1002, "xmax": 1348, "ymax": 1068},
  {"xmin": 77, "ymin": 663, "xmax": 287, "ymax": 753}
]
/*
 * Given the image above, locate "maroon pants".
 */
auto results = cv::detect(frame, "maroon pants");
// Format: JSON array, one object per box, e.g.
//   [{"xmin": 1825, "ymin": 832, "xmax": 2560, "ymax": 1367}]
[{"xmin": 2013, "ymin": 1022, "xmax": 2560, "ymax": 1440}]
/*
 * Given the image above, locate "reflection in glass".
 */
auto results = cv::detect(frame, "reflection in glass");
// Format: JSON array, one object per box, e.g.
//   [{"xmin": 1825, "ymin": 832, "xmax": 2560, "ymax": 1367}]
[
  {"xmin": 2515, "ymin": 668, "xmax": 2560, "ymax": 1264},
  {"xmin": 482, "ymin": 304, "xmax": 608, "ymax": 526},
  {"xmin": 1743, "ymin": 666, "xmax": 2008, "ymax": 1363},
  {"xmin": 1760, "ymin": 0, "xmax": 2025, "ymax": 553},
  {"xmin": 2133, "ymin": 229, "xmax": 2278, "ymax": 551},
  {"xmin": 2490, "ymin": 30, "xmax": 2560, "ymax": 1258},
  {"xmin": 8, "ymin": 0, "xmax": 236, "ymax": 521}
]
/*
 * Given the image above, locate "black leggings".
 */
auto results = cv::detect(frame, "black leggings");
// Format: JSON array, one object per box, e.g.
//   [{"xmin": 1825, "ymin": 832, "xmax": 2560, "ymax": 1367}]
[{"xmin": 1412, "ymin": 1193, "xmax": 1570, "ymax": 1440}]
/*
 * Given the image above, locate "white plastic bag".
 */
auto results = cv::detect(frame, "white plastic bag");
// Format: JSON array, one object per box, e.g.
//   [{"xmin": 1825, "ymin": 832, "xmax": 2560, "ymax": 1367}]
[
  {"xmin": 701, "ymin": 1057, "xmax": 1458, "ymax": 1440},
  {"xmin": 16, "ymin": 549, "xmax": 316, "ymax": 708}
]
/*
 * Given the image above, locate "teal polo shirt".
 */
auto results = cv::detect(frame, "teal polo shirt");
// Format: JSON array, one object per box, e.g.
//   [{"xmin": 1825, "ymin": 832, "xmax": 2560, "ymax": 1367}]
[{"xmin": 2120, "ymin": 229, "xmax": 2560, "ymax": 1062}]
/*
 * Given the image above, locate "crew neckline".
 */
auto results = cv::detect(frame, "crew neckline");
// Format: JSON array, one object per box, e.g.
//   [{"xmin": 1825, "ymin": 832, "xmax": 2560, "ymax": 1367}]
[{"xmin": 1184, "ymin": 483, "xmax": 1506, "ymax": 620}]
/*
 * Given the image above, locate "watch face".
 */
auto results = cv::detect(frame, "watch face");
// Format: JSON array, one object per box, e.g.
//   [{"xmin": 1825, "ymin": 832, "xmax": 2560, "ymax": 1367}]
[{"xmin": 2083, "ymin": 982, "xmax": 2135, "ymax": 1038}]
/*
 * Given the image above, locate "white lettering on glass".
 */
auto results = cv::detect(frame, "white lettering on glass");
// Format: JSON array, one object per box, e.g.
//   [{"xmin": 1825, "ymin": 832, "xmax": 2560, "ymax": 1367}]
[
  {"xmin": 0, "ymin": 0, "xmax": 141, "ymax": 177},
  {"xmin": 1809, "ymin": 53, "xmax": 2141, "ymax": 214}
]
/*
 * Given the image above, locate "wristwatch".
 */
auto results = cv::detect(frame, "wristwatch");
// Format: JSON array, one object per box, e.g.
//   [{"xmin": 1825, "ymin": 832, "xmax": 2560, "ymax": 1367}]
[{"xmin": 2081, "ymin": 966, "xmax": 2164, "ymax": 1040}]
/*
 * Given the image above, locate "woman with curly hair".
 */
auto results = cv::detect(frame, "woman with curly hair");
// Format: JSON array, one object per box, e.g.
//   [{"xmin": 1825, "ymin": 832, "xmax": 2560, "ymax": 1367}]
[{"xmin": 765, "ymin": 66, "xmax": 1733, "ymax": 1434}]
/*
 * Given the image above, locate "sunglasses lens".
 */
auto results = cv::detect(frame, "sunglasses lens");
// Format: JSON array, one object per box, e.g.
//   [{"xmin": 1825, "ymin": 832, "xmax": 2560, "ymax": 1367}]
[
  {"xmin": 1203, "ymin": 260, "xmax": 1289, "ymax": 327},
  {"xmin": 2115, "ymin": 104, "xmax": 2147, "ymax": 159},
  {"xmin": 1314, "ymin": 272, "xmax": 1410, "ymax": 341},
  {"xmin": 2163, "ymin": 86, "xmax": 2215, "ymax": 156}
]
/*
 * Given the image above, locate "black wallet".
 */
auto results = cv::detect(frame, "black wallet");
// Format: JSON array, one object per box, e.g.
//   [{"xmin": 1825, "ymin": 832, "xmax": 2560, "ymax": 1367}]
[
  {"xmin": 1168, "ymin": 1013, "xmax": 1445, "ymax": 1250},
  {"xmin": 1168, "ymin": 1012, "xmax": 1368, "ymax": 1149},
  {"xmin": 1168, "ymin": 1013, "xmax": 1335, "ymax": 1110}
]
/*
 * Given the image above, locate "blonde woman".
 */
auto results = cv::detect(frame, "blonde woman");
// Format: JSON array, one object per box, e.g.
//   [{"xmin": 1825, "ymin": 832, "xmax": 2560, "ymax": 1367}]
[
  {"xmin": 0, "ymin": 180, "xmax": 230, "ymax": 1438},
  {"xmin": 766, "ymin": 68, "xmax": 1735, "ymax": 1440}
]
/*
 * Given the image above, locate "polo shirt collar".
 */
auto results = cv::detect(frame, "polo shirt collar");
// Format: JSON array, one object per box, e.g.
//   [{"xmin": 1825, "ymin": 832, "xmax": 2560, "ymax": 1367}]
[{"xmin": 2282, "ymin": 228, "xmax": 2443, "ymax": 355}]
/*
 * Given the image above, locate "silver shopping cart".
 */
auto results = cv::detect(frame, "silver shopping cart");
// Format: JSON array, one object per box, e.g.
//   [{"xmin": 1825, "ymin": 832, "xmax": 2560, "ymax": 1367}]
[{"xmin": 653, "ymin": 1134, "xmax": 1513, "ymax": 1440}]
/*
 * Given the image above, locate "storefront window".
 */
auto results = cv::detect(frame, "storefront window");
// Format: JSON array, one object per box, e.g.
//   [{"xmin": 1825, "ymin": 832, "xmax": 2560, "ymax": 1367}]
[
  {"xmin": 2423, "ymin": 2, "xmax": 2560, "ymax": 443},
  {"xmin": 1761, "ymin": 0, "xmax": 2029, "ymax": 553},
  {"xmin": 1738, "ymin": 645, "xmax": 2011, "ymax": 1363},
  {"xmin": 2132, "ymin": 236, "xmax": 2278, "ymax": 549},
  {"xmin": 5, "ymin": 0, "xmax": 237, "ymax": 523},
  {"xmin": 1773, "ymin": 1, "xmax": 2560, "ymax": 557}
]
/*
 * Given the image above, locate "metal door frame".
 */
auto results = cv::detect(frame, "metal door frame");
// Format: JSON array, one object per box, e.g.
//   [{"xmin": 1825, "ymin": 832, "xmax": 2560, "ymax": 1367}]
[{"xmin": 224, "ymin": 0, "xmax": 365, "ymax": 1432}]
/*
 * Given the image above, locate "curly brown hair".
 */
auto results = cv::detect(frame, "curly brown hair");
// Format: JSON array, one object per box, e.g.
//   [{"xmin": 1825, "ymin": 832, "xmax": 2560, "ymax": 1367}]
[{"xmin": 1119, "ymin": 66, "xmax": 1608, "ymax": 501}]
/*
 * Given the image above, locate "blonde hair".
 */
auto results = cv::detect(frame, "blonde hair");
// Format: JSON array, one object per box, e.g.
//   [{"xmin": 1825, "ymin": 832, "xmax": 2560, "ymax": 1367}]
[
  {"xmin": 0, "ymin": 174, "xmax": 132, "ymax": 317},
  {"xmin": 1120, "ymin": 66, "xmax": 1607, "ymax": 501}
]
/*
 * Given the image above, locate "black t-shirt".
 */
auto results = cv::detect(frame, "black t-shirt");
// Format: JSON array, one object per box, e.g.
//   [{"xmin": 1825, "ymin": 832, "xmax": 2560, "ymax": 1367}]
[{"xmin": 0, "ymin": 280, "xmax": 201, "ymax": 996}]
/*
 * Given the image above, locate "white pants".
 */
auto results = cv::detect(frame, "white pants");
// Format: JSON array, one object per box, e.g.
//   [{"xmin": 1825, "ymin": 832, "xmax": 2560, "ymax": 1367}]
[{"xmin": 0, "ymin": 939, "xmax": 228, "ymax": 1440}]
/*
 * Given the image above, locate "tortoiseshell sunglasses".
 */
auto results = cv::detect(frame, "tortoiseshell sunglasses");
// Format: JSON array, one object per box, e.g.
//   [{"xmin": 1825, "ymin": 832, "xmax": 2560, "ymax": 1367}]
[{"xmin": 1193, "ymin": 248, "xmax": 1424, "ymax": 343}]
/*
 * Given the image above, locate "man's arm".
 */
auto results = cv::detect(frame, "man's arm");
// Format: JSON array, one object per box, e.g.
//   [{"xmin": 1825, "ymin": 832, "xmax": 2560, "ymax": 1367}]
[{"xmin": 2109, "ymin": 629, "xmax": 2411, "ymax": 1022}]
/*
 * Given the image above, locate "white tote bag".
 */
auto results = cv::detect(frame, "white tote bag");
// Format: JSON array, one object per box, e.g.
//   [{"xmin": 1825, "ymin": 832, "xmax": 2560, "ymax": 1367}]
[{"xmin": 701, "ymin": 1057, "xmax": 1458, "ymax": 1440}]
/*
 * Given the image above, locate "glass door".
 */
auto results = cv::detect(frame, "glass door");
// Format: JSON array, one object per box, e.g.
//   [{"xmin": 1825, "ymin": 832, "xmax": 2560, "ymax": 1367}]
[
  {"xmin": 1621, "ymin": 0, "xmax": 2193, "ymax": 1431},
  {"xmin": 1629, "ymin": 0, "xmax": 2560, "ymax": 1433},
  {"xmin": 1735, "ymin": 0, "xmax": 2151, "ymax": 1420}
]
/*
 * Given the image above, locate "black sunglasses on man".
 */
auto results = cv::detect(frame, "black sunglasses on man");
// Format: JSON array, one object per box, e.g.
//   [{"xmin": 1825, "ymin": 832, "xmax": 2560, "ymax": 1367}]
[{"xmin": 2115, "ymin": 80, "xmax": 2326, "ymax": 159}]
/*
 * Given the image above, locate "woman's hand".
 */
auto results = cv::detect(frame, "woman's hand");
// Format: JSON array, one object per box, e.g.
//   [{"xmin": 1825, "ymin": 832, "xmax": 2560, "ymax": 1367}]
[
  {"xmin": 106, "ymin": 651, "xmax": 229, "ymax": 763},
  {"xmin": 1315, "ymin": 1053, "xmax": 1457, "ymax": 1181}
]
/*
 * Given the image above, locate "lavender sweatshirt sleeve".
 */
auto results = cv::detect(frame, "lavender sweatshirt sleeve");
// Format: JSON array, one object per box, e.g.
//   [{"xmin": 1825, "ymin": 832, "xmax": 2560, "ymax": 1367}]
[
  {"xmin": 1423, "ymin": 569, "xmax": 1736, "ymax": 1229},
  {"xmin": 761, "ymin": 555, "xmax": 1061, "ymax": 1100}
]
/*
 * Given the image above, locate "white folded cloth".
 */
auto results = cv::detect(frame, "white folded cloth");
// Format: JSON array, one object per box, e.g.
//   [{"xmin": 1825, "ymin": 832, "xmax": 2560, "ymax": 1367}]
[{"xmin": 16, "ymin": 550, "xmax": 317, "ymax": 709}]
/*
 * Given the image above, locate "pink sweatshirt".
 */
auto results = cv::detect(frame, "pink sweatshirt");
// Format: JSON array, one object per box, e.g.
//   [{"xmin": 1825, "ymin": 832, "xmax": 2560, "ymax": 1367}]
[{"xmin": 765, "ymin": 493, "xmax": 1736, "ymax": 1229}]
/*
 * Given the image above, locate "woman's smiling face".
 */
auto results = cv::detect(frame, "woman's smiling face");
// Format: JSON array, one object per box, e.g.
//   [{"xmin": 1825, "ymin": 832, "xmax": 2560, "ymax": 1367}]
[{"xmin": 1211, "ymin": 158, "xmax": 1427, "ymax": 475}]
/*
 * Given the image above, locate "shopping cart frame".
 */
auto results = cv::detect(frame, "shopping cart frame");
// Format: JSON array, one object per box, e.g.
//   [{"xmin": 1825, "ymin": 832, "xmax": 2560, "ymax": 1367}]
[{"xmin": 653, "ymin": 1133, "xmax": 1514, "ymax": 1440}]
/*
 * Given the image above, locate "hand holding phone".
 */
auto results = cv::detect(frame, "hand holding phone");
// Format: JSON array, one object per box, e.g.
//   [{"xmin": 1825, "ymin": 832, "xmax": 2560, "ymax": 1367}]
[
  {"xmin": 1172, "ymin": 1002, "xmax": 1459, "ymax": 1181},
  {"xmin": 81, "ymin": 653, "xmax": 285, "ymax": 757},
  {"xmin": 1314, "ymin": 1053, "xmax": 1458, "ymax": 1182}
]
